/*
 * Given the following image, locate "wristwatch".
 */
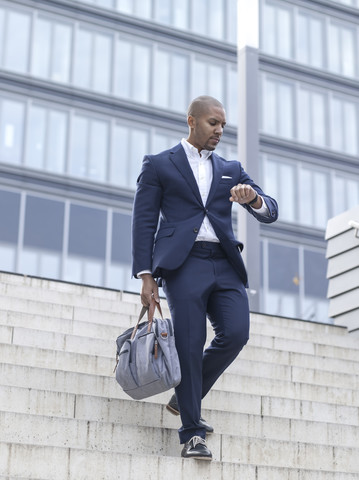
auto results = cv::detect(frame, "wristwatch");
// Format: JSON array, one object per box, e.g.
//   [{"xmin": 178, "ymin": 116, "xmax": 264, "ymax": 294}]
[{"xmin": 247, "ymin": 192, "xmax": 258, "ymax": 206}]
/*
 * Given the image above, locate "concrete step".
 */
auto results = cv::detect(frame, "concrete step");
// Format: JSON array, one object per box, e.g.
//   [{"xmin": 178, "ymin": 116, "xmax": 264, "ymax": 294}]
[
  {"xmin": 1, "ymin": 411, "xmax": 358, "ymax": 474},
  {"xmin": 6, "ymin": 443, "xmax": 358, "ymax": 480},
  {"xmin": 3, "ymin": 323, "xmax": 359, "ymax": 388},
  {"xmin": 1, "ymin": 385, "xmax": 358, "ymax": 449},
  {"xmin": 2, "ymin": 332, "xmax": 359, "ymax": 399},
  {"xmin": 2, "ymin": 306, "xmax": 358, "ymax": 357},
  {"xmin": 2, "ymin": 311, "xmax": 359, "ymax": 379},
  {"xmin": 2, "ymin": 340, "xmax": 359, "ymax": 408},
  {"xmin": 1, "ymin": 286, "xmax": 357, "ymax": 350},
  {"xmin": 1, "ymin": 361, "xmax": 358, "ymax": 424}
]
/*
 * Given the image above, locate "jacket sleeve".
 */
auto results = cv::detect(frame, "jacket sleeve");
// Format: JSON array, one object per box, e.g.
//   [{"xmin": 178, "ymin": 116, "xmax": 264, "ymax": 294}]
[
  {"xmin": 238, "ymin": 163, "xmax": 279, "ymax": 224},
  {"xmin": 131, "ymin": 156, "xmax": 162, "ymax": 277}
]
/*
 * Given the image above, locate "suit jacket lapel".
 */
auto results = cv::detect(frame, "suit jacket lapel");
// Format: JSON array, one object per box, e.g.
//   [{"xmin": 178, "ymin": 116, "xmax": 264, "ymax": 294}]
[
  {"xmin": 169, "ymin": 144, "xmax": 203, "ymax": 205},
  {"xmin": 206, "ymin": 153, "xmax": 223, "ymax": 206}
]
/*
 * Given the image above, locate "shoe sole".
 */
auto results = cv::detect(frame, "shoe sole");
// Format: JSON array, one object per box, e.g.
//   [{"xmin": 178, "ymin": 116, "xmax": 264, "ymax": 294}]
[
  {"xmin": 166, "ymin": 404, "xmax": 180, "ymax": 416},
  {"xmin": 182, "ymin": 456, "xmax": 212, "ymax": 461}
]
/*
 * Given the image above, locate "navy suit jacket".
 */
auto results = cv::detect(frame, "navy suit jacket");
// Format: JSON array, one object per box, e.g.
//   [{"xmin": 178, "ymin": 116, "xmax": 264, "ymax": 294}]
[{"xmin": 132, "ymin": 143, "xmax": 278, "ymax": 286}]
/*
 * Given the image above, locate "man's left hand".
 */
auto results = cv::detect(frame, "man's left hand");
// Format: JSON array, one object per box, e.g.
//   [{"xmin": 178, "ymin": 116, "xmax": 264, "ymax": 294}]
[{"xmin": 230, "ymin": 184, "xmax": 263, "ymax": 209}]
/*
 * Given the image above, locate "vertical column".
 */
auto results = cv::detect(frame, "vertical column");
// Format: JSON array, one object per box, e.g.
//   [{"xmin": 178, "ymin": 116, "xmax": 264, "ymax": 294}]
[{"xmin": 237, "ymin": 0, "xmax": 261, "ymax": 311}]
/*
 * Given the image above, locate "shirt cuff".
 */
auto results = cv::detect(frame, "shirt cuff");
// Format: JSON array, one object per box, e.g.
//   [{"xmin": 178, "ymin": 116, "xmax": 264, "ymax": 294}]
[
  {"xmin": 137, "ymin": 270, "xmax": 152, "ymax": 277},
  {"xmin": 252, "ymin": 196, "xmax": 269, "ymax": 216}
]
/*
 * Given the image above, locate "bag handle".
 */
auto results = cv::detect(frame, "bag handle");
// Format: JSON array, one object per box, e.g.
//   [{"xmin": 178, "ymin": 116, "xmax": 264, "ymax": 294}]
[{"xmin": 130, "ymin": 297, "xmax": 163, "ymax": 340}]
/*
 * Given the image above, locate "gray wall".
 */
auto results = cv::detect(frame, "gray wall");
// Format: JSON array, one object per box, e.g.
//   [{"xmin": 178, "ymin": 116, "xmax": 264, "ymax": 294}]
[{"xmin": 326, "ymin": 205, "xmax": 359, "ymax": 335}]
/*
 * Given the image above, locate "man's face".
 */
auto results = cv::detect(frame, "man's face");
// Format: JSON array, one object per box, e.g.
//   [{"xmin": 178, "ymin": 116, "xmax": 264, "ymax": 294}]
[{"xmin": 187, "ymin": 105, "xmax": 226, "ymax": 152}]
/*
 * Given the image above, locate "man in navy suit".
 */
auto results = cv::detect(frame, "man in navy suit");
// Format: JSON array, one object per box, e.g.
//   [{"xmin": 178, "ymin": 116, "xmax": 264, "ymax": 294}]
[{"xmin": 132, "ymin": 96, "xmax": 278, "ymax": 460}]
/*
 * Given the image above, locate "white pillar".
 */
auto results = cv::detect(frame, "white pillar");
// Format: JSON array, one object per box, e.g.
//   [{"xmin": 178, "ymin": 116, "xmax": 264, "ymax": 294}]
[{"xmin": 237, "ymin": 0, "xmax": 261, "ymax": 311}]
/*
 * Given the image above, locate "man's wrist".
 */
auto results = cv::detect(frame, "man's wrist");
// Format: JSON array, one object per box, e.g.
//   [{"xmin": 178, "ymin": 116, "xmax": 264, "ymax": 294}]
[{"xmin": 247, "ymin": 193, "xmax": 258, "ymax": 206}]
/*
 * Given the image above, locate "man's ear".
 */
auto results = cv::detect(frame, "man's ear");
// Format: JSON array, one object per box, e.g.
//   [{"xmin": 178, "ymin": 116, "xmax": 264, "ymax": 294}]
[{"xmin": 187, "ymin": 115, "xmax": 195, "ymax": 129}]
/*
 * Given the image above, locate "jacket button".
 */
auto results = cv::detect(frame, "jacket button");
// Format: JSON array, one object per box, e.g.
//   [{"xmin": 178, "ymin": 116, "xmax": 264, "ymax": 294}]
[{"xmin": 193, "ymin": 228, "xmax": 199, "ymax": 233}]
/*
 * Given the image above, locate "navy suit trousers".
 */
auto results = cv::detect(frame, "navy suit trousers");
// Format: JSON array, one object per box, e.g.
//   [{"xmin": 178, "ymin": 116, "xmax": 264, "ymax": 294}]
[{"xmin": 162, "ymin": 241, "xmax": 250, "ymax": 444}]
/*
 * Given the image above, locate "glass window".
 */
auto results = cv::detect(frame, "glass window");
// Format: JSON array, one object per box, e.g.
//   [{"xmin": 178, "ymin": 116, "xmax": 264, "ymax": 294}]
[
  {"xmin": 73, "ymin": 28, "xmax": 112, "ymax": 92},
  {"xmin": 73, "ymin": 29, "xmax": 92, "ymax": 89},
  {"xmin": 32, "ymin": 18, "xmax": 51, "ymax": 79},
  {"xmin": 173, "ymin": 1, "xmax": 189, "ymax": 29},
  {"xmin": 64, "ymin": 256, "xmax": 104, "ymax": 285},
  {"xmin": 114, "ymin": 39, "xmax": 150, "ymax": 103},
  {"xmin": 19, "ymin": 249, "xmax": 61, "ymax": 279},
  {"xmin": 296, "ymin": 13, "xmax": 324, "ymax": 69},
  {"xmin": 69, "ymin": 116, "xmax": 88, "ymax": 178},
  {"xmin": 328, "ymin": 23, "xmax": 357, "ymax": 78},
  {"xmin": 0, "ymin": 244, "xmax": 16, "ymax": 272},
  {"xmin": 153, "ymin": 50, "xmax": 188, "ymax": 112},
  {"xmin": 268, "ymin": 243, "xmax": 299, "ymax": 294},
  {"xmin": 263, "ymin": 158, "xmax": 295, "ymax": 222},
  {"xmin": 0, "ymin": 190, "xmax": 20, "ymax": 243},
  {"xmin": 111, "ymin": 124, "xmax": 129, "ymax": 187},
  {"xmin": 133, "ymin": 44, "xmax": 150, "ymax": 103},
  {"xmin": 25, "ymin": 105, "xmax": 68, "ymax": 173},
  {"xmin": 227, "ymin": 0, "xmax": 237, "ymax": 44},
  {"xmin": 192, "ymin": 59, "xmax": 224, "ymax": 105},
  {"xmin": 114, "ymin": 39, "xmax": 131, "ymax": 98},
  {"xmin": 304, "ymin": 250, "xmax": 328, "ymax": 298},
  {"xmin": 0, "ymin": 99, "xmax": 25, "ymax": 164},
  {"xmin": 208, "ymin": 0, "xmax": 224, "ymax": 40},
  {"xmin": 4, "ymin": 10, "xmax": 31, "ymax": 73},
  {"xmin": 32, "ymin": 17, "xmax": 72, "ymax": 83},
  {"xmin": 330, "ymin": 98, "xmax": 358, "ymax": 156},
  {"xmin": 227, "ymin": 67, "xmax": 238, "ymax": 126},
  {"xmin": 52, "ymin": 23, "xmax": 72, "ymax": 83},
  {"xmin": 93, "ymin": 32, "xmax": 112, "ymax": 93},
  {"xmin": 134, "ymin": 0, "xmax": 151, "ymax": 18},
  {"xmin": 25, "ymin": 106, "xmax": 47, "ymax": 169},
  {"xmin": 68, "ymin": 204, "xmax": 107, "ymax": 259},
  {"xmin": 88, "ymin": 120, "xmax": 108, "ymax": 182},
  {"xmin": 297, "ymin": 89, "xmax": 326, "ymax": 147},
  {"xmin": 262, "ymin": 77, "xmax": 294, "ymax": 139},
  {"xmin": 116, "ymin": 0, "xmax": 132, "ymax": 14},
  {"xmin": 129, "ymin": 129, "xmax": 150, "ymax": 186},
  {"xmin": 111, "ymin": 212, "xmax": 131, "ymax": 264},
  {"xmin": 191, "ymin": 0, "xmax": 207, "ymax": 37},
  {"xmin": 299, "ymin": 169, "xmax": 328, "ymax": 228},
  {"xmin": 153, "ymin": 50, "xmax": 170, "ymax": 109},
  {"xmin": 261, "ymin": 1, "xmax": 292, "ymax": 60},
  {"xmin": 24, "ymin": 196, "xmax": 64, "ymax": 251},
  {"xmin": 333, "ymin": 175, "xmax": 359, "ymax": 216},
  {"xmin": 0, "ymin": 8, "xmax": 4, "ymax": 64},
  {"xmin": 154, "ymin": 0, "xmax": 171, "ymax": 23},
  {"xmin": 69, "ymin": 115, "xmax": 109, "ymax": 181},
  {"xmin": 47, "ymin": 110, "xmax": 68, "ymax": 174}
]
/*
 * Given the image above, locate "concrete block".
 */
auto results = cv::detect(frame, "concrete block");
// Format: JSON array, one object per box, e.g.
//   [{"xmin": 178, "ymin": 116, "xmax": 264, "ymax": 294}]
[
  {"xmin": 0, "ymin": 296, "xmax": 73, "ymax": 319},
  {"xmin": 291, "ymin": 365, "xmax": 359, "ymax": 390},
  {"xmin": 0, "ymin": 443, "xmax": 69, "ymax": 480},
  {"xmin": 0, "ymin": 326, "xmax": 12, "ymax": 344},
  {"xmin": 0, "ymin": 385, "xmax": 75, "ymax": 418},
  {"xmin": 0, "ymin": 343, "xmax": 112, "ymax": 377}
]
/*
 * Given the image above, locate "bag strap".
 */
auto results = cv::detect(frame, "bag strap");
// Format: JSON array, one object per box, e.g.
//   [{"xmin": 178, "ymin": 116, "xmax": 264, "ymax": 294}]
[{"xmin": 130, "ymin": 298, "xmax": 163, "ymax": 340}]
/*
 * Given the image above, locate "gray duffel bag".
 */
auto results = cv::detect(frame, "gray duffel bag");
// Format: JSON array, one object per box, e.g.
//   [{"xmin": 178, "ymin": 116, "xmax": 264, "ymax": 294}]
[{"xmin": 115, "ymin": 299, "xmax": 181, "ymax": 400}]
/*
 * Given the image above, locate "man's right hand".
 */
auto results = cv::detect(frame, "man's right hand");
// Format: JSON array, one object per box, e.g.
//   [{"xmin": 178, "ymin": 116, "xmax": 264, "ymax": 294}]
[{"xmin": 140, "ymin": 273, "xmax": 160, "ymax": 307}]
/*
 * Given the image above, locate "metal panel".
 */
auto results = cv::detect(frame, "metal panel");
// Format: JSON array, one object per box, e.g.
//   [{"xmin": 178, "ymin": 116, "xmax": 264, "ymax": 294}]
[
  {"xmin": 328, "ymin": 287, "xmax": 359, "ymax": 317},
  {"xmin": 326, "ymin": 229, "xmax": 359, "ymax": 258},
  {"xmin": 327, "ymin": 267, "xmax": 359, "ymax": 297},
  {"xmin": 326, "ymin": 246, "xmax": 359, "ymax": 278}
]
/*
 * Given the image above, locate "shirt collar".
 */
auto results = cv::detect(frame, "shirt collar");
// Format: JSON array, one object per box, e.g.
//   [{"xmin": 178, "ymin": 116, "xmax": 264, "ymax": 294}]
[{"xmin": 181, "ymin": 138, "xmax": 212, "ymax": 161}]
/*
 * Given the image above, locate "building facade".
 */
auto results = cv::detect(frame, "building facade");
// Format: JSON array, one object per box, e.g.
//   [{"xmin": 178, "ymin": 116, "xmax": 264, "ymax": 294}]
[{"xmin": 0, "ymin": 0, "xmax": 358, "ymax": 322}]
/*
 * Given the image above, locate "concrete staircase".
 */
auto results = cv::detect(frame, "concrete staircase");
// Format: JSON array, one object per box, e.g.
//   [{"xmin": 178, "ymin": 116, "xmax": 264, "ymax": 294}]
[{"xmin": 0, "ymin": 272, "xmax": 358, "ymax": 480}]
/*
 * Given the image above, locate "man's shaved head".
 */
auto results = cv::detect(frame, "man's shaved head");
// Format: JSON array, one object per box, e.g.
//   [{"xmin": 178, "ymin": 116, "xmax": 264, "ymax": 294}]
[{"xmin": 187, "ymin": 96, "xmax": 224, "ymax": 119}]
